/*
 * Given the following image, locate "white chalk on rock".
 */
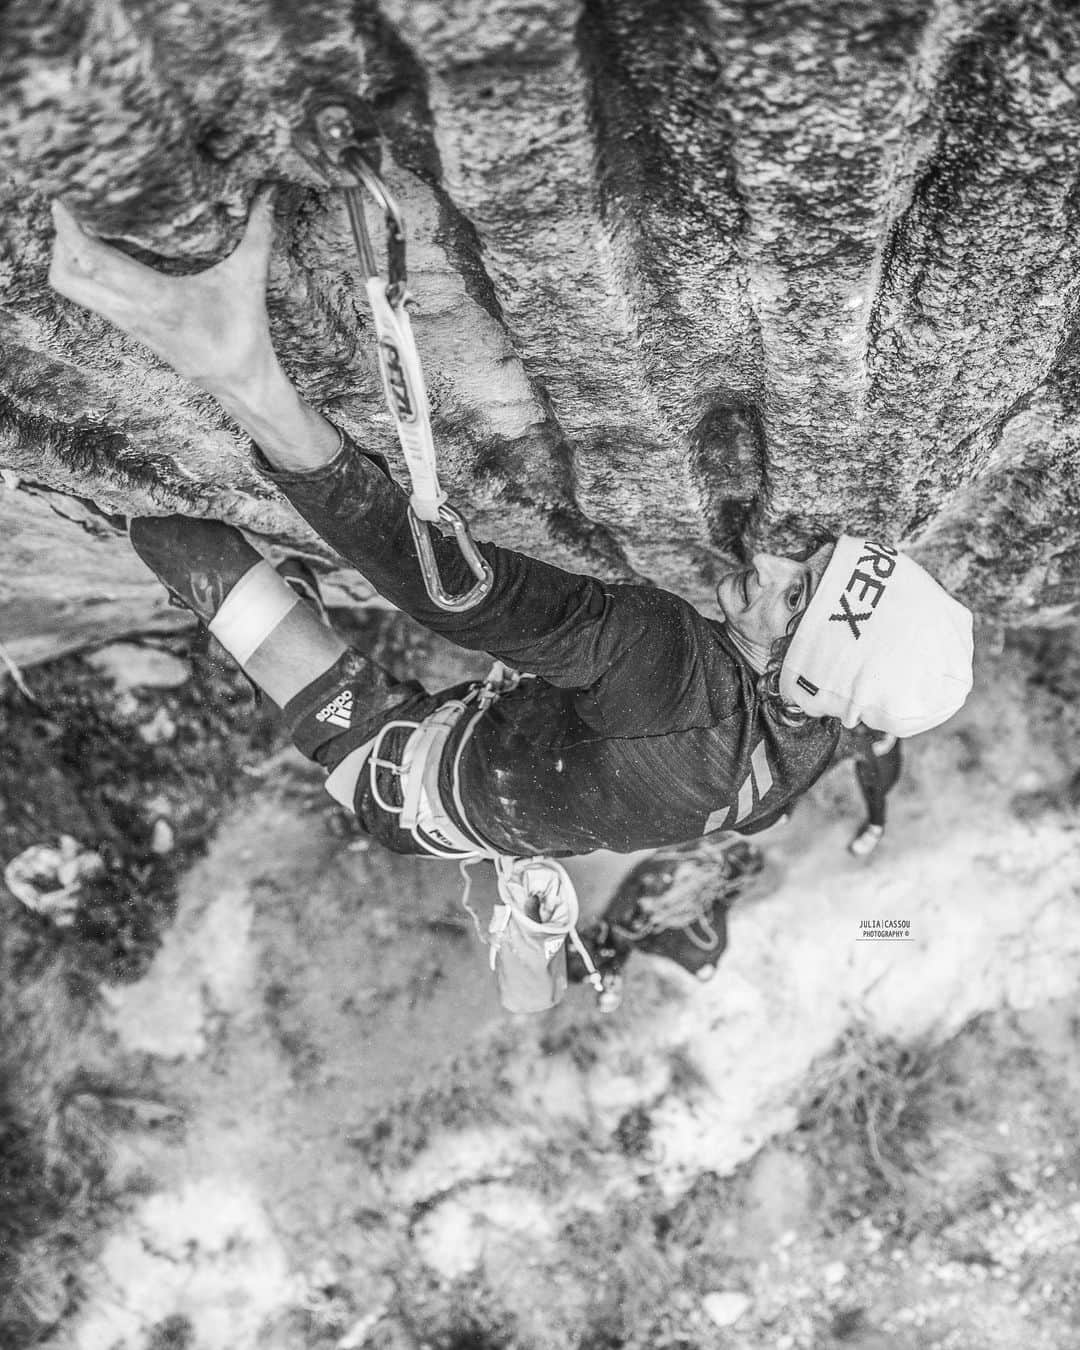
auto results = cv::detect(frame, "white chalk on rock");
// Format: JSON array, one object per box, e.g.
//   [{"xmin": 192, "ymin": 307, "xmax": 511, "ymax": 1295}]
[{"xmin": 702, "ymin": 1291, "xmax": 751, "ymax": 1328}]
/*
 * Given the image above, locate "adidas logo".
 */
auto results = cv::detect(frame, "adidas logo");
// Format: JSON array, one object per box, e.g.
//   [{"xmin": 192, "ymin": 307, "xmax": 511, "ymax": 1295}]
[{"xmin": 316, "ymin": 689, "xmax": 353, "ymax": 729}]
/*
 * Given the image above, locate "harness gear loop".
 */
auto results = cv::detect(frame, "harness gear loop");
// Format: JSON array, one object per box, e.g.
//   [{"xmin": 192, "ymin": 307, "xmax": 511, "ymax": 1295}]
[{"xmin": 306, "ymin": 101, "xmax": 494, "ymax": 614}]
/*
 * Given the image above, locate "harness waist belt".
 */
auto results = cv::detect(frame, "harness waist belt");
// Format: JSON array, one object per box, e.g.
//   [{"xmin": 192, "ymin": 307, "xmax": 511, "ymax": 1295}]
[{"xmin": 323, "ymin": 663, "xmax": 523, "ymax": 858}]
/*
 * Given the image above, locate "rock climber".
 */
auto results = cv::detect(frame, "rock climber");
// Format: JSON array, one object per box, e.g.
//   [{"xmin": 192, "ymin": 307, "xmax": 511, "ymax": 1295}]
[{"xmin": 47, "ymin": 191, "xmax": 973, "ymax": 978}]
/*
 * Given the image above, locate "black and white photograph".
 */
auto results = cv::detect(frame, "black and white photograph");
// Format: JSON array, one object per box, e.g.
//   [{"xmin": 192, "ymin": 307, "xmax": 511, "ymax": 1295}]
[{"xmin": 1, "ymin": 2, "xmax": 1079, "ymax": 1347}]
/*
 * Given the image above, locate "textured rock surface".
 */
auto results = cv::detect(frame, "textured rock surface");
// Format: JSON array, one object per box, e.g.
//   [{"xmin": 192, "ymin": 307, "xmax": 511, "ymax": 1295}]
[{"xmin": 2, "ymin": 0, "xmax": 1080, "ymax": 658}]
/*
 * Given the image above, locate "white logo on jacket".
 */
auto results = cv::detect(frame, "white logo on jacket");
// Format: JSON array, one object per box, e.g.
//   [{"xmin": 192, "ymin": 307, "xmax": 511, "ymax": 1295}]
[{"xmin": 704, "ymin": 740, "xmax": 774, "ymax": 834}]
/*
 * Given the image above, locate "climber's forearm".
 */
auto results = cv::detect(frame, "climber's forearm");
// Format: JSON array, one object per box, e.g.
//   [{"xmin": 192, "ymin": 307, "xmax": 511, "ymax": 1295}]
[
  {"xmin": 205, "ymin": 353, "xmax": 340, "ymax": 473},
  {"xmin": 260, "ymin": 429, "xmax": 623, "ymax": 684}
]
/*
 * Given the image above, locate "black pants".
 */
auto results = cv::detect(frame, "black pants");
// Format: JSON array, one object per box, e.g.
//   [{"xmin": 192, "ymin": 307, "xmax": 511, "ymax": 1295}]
[{"xmin": 841, "ymin": 727, "xmax": 901, "ymax": 827}]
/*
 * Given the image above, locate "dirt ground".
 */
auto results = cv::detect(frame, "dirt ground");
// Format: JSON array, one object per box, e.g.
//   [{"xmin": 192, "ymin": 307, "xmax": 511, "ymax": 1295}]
[{"xmin": 2, "ymin": 621, "xmax": 1080, "ymax": 1350}]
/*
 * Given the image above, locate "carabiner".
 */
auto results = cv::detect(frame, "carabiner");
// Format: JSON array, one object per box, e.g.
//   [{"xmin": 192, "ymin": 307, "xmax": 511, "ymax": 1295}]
[
  {"xmin": 408, "ymin": 503, "xmax": 494, "ymax": 613},
  {"xmin": 308, "ymin": 102, "xmax": 408, "ymax": 304}
]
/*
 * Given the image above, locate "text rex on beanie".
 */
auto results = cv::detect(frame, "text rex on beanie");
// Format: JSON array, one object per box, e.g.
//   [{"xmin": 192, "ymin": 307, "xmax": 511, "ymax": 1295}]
[{"xmin": 779, "ymin": 535, "xmax": 974, "ymax": 738}]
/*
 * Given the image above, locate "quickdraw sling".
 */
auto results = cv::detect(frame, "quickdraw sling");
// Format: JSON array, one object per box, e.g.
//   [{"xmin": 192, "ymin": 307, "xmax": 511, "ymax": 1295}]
[{"xmin": 302, "ymin": 101, "xmax": 494, "ymax": 614}]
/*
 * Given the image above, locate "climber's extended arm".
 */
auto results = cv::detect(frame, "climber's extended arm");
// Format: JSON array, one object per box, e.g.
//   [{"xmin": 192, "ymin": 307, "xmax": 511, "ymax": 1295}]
[
  {"xmin": 48, "ymin": 193, "xmax": 341, "ymax": 475},
  {"xmin": 263, "ymin": 428, "xmax": 739, "ymax": 734},
  {"xmin": 48, "ymin": 194, "xmax": 736, "ymax": 733}
]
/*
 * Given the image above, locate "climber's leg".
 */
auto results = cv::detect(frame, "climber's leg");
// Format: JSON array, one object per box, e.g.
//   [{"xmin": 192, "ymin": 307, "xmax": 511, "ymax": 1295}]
[{"xmin": 129, "ymin": 516, "xmax": 422, "ymax": 767}]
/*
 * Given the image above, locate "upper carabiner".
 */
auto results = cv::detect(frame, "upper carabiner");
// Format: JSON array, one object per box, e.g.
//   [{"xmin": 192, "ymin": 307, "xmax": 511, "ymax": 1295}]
[{"xmin": 305, "ymin": 101, "xmax": 408, "ymax": 305}]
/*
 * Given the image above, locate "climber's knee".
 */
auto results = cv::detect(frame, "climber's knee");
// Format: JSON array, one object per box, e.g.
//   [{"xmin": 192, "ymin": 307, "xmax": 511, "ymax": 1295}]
[{"xmin": 128, "ymin": 514, "xmax": 418, "ymax": 762}]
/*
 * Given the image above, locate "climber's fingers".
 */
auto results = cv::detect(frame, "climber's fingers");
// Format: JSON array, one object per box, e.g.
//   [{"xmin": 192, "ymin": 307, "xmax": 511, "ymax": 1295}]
[
  {"xmin": 50, "ymin": 189, "xmax": 276, "ymax": 324},
  {"xmin": 218, "ymin": 185, "xmax": 276, "ymax": 285},
  {"xmin": 49, "ymin": 199, "xmax": 90, "ymax": 259},
  {"xmin": 48, "ymin": 201, "xmax": 178, "ymax": 333}
]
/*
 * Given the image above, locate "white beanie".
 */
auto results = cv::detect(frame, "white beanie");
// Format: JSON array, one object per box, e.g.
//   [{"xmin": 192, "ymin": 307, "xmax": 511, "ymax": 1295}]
[{"xmin": 778, "ymin": 536, "xmax": 974, "ymax": 737}]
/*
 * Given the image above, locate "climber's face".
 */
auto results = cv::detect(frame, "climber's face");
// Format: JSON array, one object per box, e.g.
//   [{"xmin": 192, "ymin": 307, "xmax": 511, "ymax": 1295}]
[{"xmin": 717, "ymin": 543, "xmax": 834, "ymax": 661}]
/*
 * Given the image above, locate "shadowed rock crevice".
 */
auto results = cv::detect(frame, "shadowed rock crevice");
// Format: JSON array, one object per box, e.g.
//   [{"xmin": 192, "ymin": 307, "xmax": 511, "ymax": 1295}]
[
  {"xmin": 354, "ymin": 7, "xmax": 510, "ymax": 326},
  {"xmin": 709, "ymin": 0, "xmax": 944, "ymax": 541},
  {"xmin": 687, "ymin": 401, "xmax": 768, "ymax": 563},
  {"xmin": 469, "ymin": 402, "xmax": 644, "ymax": 583},
  {"xmin": 578, "ymin": 0, "xmax": 766, "ymax": 559}
]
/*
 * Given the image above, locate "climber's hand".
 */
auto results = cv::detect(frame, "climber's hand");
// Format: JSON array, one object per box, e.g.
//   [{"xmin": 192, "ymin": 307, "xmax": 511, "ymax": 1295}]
[{"xmin": 48, "ymin": 188, "xmax": 277, "ymax": 391}]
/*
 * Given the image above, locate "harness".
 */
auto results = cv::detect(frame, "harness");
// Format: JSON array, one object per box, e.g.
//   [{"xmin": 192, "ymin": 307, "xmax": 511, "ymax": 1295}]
[
  {"xmin": 368, "ymin": 669, "xmax": 504, "ymax": 861},
  {"xmin": 324, "ymin": 662, "xmax": 602, "ymax": 1005}
]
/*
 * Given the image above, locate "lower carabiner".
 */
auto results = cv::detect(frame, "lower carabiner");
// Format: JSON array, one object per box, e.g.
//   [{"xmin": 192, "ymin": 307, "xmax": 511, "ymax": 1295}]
[{"xmin": 408, "ymin": 503, "xmax": 494, "ymax": 613}]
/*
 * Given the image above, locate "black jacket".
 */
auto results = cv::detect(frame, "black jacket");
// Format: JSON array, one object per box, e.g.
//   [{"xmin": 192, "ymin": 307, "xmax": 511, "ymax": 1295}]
[{"xmin": 268, "ymin": 431, "xmax": 841, "ymax": 855}]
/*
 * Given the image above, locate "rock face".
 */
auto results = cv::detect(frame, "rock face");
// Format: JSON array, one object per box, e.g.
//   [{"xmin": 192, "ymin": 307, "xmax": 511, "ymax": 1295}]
[{"xmin": 2, "ymin": 0, "xmax": 1080, "ymax": 658}]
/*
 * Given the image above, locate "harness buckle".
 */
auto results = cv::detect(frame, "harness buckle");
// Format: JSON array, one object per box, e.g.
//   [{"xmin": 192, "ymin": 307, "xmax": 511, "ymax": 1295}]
[{"xmin": 408, "ymin": 502, "xmax": 495, "ymax": 614}]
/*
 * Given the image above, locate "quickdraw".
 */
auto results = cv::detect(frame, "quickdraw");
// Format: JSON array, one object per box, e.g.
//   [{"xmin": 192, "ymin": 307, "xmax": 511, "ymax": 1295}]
[{"xmin": 304, "ymin": 102, "xmax": 494, "ymax": 613}]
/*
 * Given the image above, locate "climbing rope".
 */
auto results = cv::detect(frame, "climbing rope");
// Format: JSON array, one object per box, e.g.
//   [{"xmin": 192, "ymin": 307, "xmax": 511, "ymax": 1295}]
[
  {"xmin": 606, "ymin": 839, "xmax": 755, "ymax": 952},
  {"xmin": 302, "ymin": 102, "xmax": 494, "ymax": 613},
  {"xmin": 610, "ymin": 884, "xmax": 724, "ymax": 952}
]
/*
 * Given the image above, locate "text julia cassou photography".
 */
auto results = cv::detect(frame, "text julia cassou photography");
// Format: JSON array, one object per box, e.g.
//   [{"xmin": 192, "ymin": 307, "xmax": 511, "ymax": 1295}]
[{"xmin": 857, "ymin": 918, "xmax": 913, "ymax": 941}]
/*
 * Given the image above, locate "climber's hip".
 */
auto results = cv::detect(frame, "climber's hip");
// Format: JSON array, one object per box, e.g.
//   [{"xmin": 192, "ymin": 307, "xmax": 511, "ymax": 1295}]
[{"xmin": 283, "ymin": 655, "xmax": 498, "ymax": 857}]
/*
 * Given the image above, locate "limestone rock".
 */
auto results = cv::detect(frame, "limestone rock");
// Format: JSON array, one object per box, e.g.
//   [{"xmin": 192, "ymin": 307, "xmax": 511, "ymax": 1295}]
[
  {"xmin": 3, "ymin": 0, "xmax": 1080, "ymax": 661},
  {"xmin": 702, "ymin": 1290, "xmax": 752, "ymax": 1327},
  {"xmin": 84, "ymin": 641, "xmax": 191, "ymax": 690}
]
